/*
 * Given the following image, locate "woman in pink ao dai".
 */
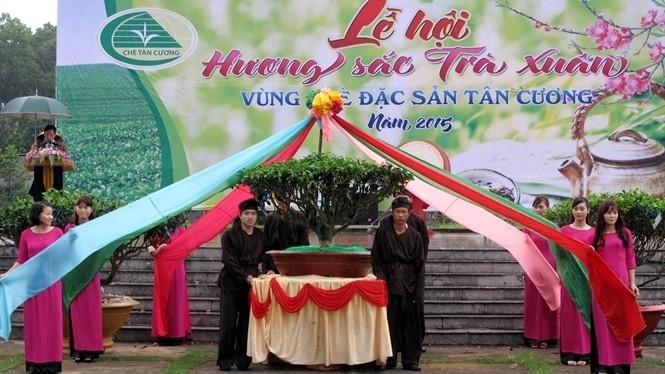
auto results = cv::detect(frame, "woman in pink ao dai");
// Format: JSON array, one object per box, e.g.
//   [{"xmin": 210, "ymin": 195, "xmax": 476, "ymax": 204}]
[
  {"xmin": 64, "ymin": 195, "xmax": 104, "ymax": 363},
  {"xmin": 522, "ymin": 195, "xmax": 559, "ymax": 349},
  {"xmin": 590, "ymin": 199, "xmax": 638, "ymax": 374},
  {"xmin": 559, "ymin": 196, "xmax": 592, "ymax": 366},
  {"xmin": 1, "ymin": 202, "xmax": 63, "ymax": 374}
]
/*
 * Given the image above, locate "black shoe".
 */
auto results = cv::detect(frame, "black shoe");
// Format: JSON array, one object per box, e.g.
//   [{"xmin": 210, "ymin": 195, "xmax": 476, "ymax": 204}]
[
  {"xmin": 236, "ymin": 357, "xmax": 251, "ymax": 370},
  {"xmin": 385, "ymin": 357, "xmax": 397, "ymax": 369},
  {"xmin": 403, "ymin": 363, "xmax": 422, "ymax": 371},
  {"xmin": 219, "ymin": 362, "xmax": 231, "ymax": 371},
  {"xmin": 421, "ymin": 347, "xmax": 426, "ymax": 353}
]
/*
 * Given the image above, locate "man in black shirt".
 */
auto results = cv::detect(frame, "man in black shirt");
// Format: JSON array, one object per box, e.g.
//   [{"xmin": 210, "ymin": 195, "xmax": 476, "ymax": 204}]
[
  {"xmin": 372, "ymin": 196, "xmax": 425, "ymax": 371},
  {"xmin": 216, "ymin": 199, "xmax": 267, "ymax": 371}
]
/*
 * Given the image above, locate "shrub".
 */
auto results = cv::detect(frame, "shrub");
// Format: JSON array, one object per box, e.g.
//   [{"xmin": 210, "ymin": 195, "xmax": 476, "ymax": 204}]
[
  {"xmin": 0, "ymin": 144, "xmax": 30, "ymax": 209},
  {"xmin": 239, "ymin": 153, "xmax": 413, "ymax": 245}
]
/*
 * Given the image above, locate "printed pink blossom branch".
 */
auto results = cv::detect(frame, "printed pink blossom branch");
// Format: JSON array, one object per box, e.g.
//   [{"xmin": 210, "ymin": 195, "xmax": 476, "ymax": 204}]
[{"xmin": 496, "ymin": 0, "xmax": 665, "ymax": 98}]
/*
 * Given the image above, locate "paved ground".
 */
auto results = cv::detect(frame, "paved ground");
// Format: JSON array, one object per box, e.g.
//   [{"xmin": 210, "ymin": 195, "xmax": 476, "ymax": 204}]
[{"xmin": 1, "ymin": 341, "xmax": 665, "ymax": 373}]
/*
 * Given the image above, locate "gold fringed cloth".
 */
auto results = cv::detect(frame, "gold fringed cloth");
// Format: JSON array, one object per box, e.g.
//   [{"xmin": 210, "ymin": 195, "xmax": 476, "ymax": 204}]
[
  {"xmin": 248, "ymin": 274, "xmax": 392, "ymax": 366},
  {"xmin": 42, "ymin": 165, "xmax": 54, "ymax": 191}
]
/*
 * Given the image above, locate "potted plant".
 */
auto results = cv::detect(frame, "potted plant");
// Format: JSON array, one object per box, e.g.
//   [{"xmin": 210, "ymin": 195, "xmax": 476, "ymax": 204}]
[
  {"xmin": 0, "ymin": 188, "xmax": 187, "ymax": 351},
  {"xmin": 238, "ymin": 152, "xmax": 412, "ymax": 276},
  {"xmin": 546, "ymin": 189, "xmax": 665, "ymax": 357},
  {"xmin": 240, "ymin": 153, "xmax": 412, "ymax": 246}
]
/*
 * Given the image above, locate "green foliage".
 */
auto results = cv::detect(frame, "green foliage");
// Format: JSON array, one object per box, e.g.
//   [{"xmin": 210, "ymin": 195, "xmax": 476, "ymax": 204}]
[
  {"xmin": 0, "ymin": 14, "xmax": 55, "ymax": 103},
  {"xmin": 546, "ymin": 189, "xmax": 665, "ymax": 286},
  {"xmin": 0, "ymin": 196, "xmax": 32, "ymax": 246},
  {"xmin": 0, "ymin": 118, "xmax": 35, "ymax": 152},
  {"xmin": 0, "ymin": 144, "xmax": 30, "ymax": 207},
  {"xmin": 240, "ymin": 153, "xmax": 413, "ymax": 244},
  {"xmin": 0, "ymin": 188, "xmax": 188, "ymax": 285}
]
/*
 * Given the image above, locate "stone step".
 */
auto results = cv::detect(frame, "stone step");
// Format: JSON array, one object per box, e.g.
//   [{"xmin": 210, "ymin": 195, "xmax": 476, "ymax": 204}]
[
  {"xmin": 103, "ymin": 282, "xmax": 219, "ymax": 298},
  {"xmin": 425, "ymin": 286, "xmax": 523, "ymax": 301},
  {"xmin": 330, "ymin": 231, "xmax": 504, "ymax": 251},
  {"xmin": 102, "ymin": 270, "xmax": 219, "ymax": 284},
  {"xmin": 427, "ymin": 248, "xmax": 517, "ymax": 262},
  {"xmin": 425, "ymin": 329, "xmax": 524, "ymax": 346},
  {"xmin": 129, "ymin": 309, "xmax": 220, "ymax": 327},
  {"xmin": 181, "ymin": 247, "xmax": 222, "ymax": 259},
  {"xmin": 426, "ymin": 314, "xmax": 523, "ymax": 330},
  {"xmin": 426, "ymin": 273, "xmax": 524, "ymax": 287},
  {"xmin": 425, "ymin": 300, "xmax": 524, "ymax": 315},
  {"xmin": 118, "ymin": 309, "xmax": 531, "ymax": 332},
  {"xmin": 101, "ymin": 256, "xmax": 222, "ymax": 272},
  {"xmin": 426, "ymin": 260, "xmax": 521, "ymax": 273},
  {"xmin": 99, "ymin": 256, "xmax": 221, "ymax": 272},
  {"xmin": 129, "ymin": 296, "xmax": 219, "ymax": 313}
]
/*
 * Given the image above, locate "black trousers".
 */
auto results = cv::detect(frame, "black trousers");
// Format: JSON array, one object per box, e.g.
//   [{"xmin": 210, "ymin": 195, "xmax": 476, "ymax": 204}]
[
  {"xmin": 29, "ymin": 166, "xmax": 63, "ymax": 201},
  {"xmin": 387, "ymin": 293, "xmax": 422, "ymax": 366},
  {"xmin": 216, "ymin": 288, "xmax": 251, "ymax": 368}
]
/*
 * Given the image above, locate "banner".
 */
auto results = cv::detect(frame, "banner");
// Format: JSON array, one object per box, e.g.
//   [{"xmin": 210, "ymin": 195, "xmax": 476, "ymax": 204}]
[{"xmin": 56, "ymin": 0, "xmax": 665, "ymax": 204}]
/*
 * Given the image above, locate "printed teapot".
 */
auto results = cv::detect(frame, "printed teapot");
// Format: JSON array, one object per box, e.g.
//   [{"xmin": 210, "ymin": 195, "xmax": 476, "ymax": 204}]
[
  {"xmin": 559, "ymin": 129, "xmax": 665, "ymax": 197},
  {"xmin": 558, "ymin": 82, "xmax": 665, "ymax": 197}
]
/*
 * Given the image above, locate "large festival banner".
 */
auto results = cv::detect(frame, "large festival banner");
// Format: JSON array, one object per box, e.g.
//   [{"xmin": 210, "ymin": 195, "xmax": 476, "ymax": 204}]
[{"xmin": 56, "ymin": 0, "xmax": 665, "ymax": 206}]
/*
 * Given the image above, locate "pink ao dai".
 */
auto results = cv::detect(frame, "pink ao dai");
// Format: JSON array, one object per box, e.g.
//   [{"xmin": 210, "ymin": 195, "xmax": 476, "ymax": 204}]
[
  {"xmin": 64, "ymin": 223, "xmax": 104, "ymax": 355},
  {"xmin": 523, "ymin": 229, "xmax": 559, "ymax": 343},
  {"xmin": 592, "ymin": 230, "xmax": 636, "ymax": 367},
  {"xmin": 559, "ymin": 225, "xmax": 592, "ymax": 360},
  {"xmin": 18, "ymin": 228, "xmax": 64, "ymax": 367}
]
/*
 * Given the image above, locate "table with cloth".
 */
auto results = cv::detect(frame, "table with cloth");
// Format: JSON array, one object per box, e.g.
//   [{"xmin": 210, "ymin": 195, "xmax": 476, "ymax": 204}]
[{"xmin": 248, "ymin": 274, "xmax": 392, "ymax": 366}]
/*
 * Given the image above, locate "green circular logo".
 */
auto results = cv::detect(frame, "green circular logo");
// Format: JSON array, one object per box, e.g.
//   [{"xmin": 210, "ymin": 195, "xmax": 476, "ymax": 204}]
[{"xmin": 98, "ymin": 8, "xmax": 198, "ymax": 70}]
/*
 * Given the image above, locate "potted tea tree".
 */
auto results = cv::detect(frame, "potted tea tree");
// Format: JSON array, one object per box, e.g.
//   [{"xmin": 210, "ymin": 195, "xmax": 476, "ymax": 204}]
[{"xmin": 239, "ymin": 152, "xmax": 412, "ymax": 276}]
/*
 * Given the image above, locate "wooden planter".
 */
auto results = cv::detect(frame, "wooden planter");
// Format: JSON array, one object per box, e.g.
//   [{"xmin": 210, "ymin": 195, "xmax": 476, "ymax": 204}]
[{"xmin": 267, "ymin": 250, "xmax": 371, "ymax": 278}]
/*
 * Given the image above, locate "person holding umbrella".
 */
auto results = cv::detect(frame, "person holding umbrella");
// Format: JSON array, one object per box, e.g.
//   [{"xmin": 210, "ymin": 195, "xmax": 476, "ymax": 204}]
[
  {"xmin": 28, "ymin": 124, "xmax": 68, "ymax": 201},
  {"xmin": 0, "ymin": 93, "xmax": 73, "ymax": 201}
]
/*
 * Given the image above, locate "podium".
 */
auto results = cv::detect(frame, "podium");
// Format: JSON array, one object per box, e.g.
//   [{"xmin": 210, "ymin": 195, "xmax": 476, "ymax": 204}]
[{"xmin": 24, "ymin": 152, "xmax": 75, "ymax": 191}]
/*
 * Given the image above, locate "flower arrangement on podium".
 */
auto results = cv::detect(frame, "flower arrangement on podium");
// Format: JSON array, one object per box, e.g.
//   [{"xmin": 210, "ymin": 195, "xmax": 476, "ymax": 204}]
[{"xmin": 23, "ymin": 148, "xmax": 75, "ymax": 171}]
